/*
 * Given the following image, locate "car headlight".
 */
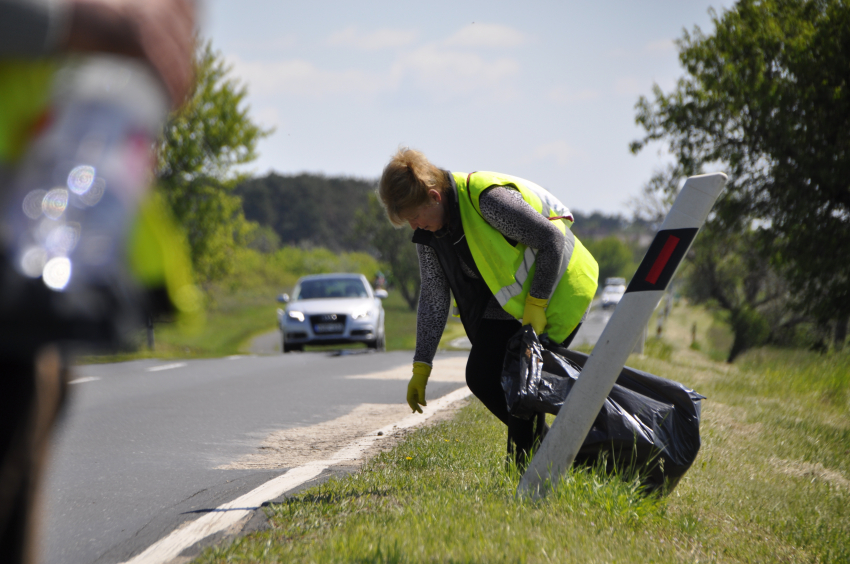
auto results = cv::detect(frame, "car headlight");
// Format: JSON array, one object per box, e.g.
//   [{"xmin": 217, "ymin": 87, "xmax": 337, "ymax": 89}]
[
  {"xmin": 287, "ymin": 310, "xmax": 305, "ymax": 322},
  {"xmin": 351, "ymin": 308, "xmax": 372, "ymax": 320}
]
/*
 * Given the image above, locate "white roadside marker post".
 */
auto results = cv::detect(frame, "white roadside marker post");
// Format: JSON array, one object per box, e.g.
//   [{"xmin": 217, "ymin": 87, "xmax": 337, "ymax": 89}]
[{"xmin": 517, "ymin": 172, "xmax": 727, "ymax": 498}]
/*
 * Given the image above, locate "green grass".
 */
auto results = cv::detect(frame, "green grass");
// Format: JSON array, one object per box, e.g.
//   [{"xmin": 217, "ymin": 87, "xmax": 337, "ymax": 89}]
[
  {"xmin": 81, "ymin": 245, "xmax": 383, "ymax": 362},
  {"xmin": 381, "ymin": 291, "xmax": 418, "ymax": 351},
  {"xmin": 81, "ymin": 284, "xmax": 468, "ymax": 362},
  {"xmin": 192, "ymin": 300, "xmax": 849, "ymax": 563},
  {"xmin": 197, "ymin": 402, "xmax": 677, "ymax": 563},
  {"xmin": 79, "ymin": 287, "xmax": 280, "ymax": 363}
]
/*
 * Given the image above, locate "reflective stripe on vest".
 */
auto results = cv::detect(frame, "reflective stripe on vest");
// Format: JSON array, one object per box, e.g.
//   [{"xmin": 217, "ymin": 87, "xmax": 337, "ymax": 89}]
[
  {"xmin": 518, "ymin": 177, "xmax": 575, "ymax": 230},
  {"xmin": 493, "ymin": 228, "xmax": 574, "ymax": 307}
]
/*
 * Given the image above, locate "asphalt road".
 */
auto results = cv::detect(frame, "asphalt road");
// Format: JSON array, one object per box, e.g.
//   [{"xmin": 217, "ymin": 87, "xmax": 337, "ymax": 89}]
[
  {"xmin": 41, "ymin": 350, "xmax": 468, "ymax": 564},
  {"xmin": 571, "ymin": 303, "xmax": 614, "ymax": 348},
  {"xmin": 42, "ymin": 305, "xmax": 613, "ymax": 564}
]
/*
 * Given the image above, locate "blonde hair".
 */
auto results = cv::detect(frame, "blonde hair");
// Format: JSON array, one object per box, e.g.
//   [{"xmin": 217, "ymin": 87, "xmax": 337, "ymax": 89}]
[{"xmin": 379, "ymin": 147, "xmax": 449, "ymax": 227}]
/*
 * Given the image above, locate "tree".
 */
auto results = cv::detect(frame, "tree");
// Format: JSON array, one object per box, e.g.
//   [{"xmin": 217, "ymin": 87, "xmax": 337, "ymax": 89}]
[
  {"xmin": 353, "ymin": 194, "xmax": 421, "ymax": 310},
  {"xmin": 236, "ymin": 173, "xmax": 375, "ymax": 252},
  {"xmin": 583, "ymin": 236, "xmax": 635, "ymax": 286},
  {"xmin": 157, "ymin": 40, "xmax": 271, "ymax": 281},
  {"xmin": 631, "ymin": 0, "xmax": 850, "ymax": 349},
  {"xmin": 685, "ymin": 225, "xmax": 805, "ymax": 361}
]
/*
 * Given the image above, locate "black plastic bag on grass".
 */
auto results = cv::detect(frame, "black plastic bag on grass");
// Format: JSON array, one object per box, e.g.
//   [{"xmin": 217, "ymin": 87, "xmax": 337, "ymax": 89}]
[{"xmin": 501, "ymin": 325, "xmax": 704, "ymax": 490}]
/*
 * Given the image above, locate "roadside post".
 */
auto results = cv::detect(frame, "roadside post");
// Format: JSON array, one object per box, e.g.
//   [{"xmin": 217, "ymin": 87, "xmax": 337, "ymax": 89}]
[
  {"xmin": 632, "ymin": 324, "xmax": 646, "ymax": 355},
  {"xmin": 517, "ymin": 172, "xmax": 727, "ymax": 498}
]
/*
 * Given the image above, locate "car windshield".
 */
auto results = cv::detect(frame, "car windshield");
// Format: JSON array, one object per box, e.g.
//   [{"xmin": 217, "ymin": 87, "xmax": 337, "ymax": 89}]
[{"xmin": 295, "ymin": 278, "xmax": 369, "ymax": 300}]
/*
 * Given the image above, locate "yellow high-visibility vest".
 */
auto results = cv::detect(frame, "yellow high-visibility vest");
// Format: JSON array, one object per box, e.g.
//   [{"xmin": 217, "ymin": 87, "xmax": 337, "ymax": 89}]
[
  {"xmin": 0, "ymin": 60, "xmax": 55, "ymax": 164},
  {"xmin": 453, "ymin": 171, "xmax": 599, "ymax": 343},
  {"xmin": 1, "ymin": 60, "xmax": 202, "ymax": 329}
]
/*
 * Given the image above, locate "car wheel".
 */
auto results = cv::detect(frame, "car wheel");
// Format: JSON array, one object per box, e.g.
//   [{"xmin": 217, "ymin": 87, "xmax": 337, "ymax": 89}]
[
  {"xmin": 368, "ymin": 318, "xmax": 386, "ymax": 351},
  {"xmin": 282, "ymin": 333, "xmax": 303, "ymax": 353},
  {"xmin": 368, "ymin": 334, "xmax": 386, "ymax": 351}
]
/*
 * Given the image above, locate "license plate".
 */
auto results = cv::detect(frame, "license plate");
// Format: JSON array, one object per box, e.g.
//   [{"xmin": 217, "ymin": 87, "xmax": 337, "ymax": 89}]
[{"xmin": 314, "ymin": 322, "xmax": 344, "ymax": 333}]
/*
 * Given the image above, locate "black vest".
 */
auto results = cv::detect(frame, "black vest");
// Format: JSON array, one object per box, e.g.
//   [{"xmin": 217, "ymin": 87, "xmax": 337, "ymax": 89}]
[{"xmin": 411, "ymin": 174, "xmax": 493, "ymax": 342}]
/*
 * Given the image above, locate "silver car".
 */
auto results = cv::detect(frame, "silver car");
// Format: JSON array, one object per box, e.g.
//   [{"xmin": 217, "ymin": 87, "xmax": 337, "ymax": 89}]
[
  {"xmin": 277, "ymin": 273, "xmax": 387, "ymax": 353},
  {"xmin": 600, "ymin": 277, "xmax": 627, "ymax": 309}
]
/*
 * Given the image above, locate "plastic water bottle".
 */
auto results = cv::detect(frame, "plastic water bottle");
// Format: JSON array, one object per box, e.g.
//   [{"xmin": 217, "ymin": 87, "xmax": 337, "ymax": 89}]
[{"xmin": 3, "ymin": 55, "xmax": 169, "ymax": 292}]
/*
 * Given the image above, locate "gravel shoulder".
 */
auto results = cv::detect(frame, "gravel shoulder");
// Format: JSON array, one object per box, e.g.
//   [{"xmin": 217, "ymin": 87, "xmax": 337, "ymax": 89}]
[{"xmin": 217, "ymin": 356, "xmax": 469, "ymax": 471}]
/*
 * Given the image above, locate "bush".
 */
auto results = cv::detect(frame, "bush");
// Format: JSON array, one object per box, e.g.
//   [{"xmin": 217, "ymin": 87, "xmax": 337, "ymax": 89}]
[{"xmin": 583, "ymin": 236, "xmax": 637, "ymax": 287}]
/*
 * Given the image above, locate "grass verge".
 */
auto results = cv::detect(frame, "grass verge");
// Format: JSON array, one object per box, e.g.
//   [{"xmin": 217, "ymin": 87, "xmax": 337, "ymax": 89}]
[
  {"xmin": 78, "ymin": 287, "xmax": 281, "ymax": 362},
  {"xmin": 193, "ymin": 300, "xmax": 849, "ymax": 563},
  {"xmin": 81, "ymin": 286, "xmax": 467, "ymax": 362}
]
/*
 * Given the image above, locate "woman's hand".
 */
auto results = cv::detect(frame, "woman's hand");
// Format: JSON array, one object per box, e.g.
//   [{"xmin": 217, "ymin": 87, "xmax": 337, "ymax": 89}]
[
  {"xmin": 523, "ymin": 295, "xmax": 548, "ymax": 336},
  {"xmin": 407, "ymin": 362, "xmax": 432, "ymax": 413}
]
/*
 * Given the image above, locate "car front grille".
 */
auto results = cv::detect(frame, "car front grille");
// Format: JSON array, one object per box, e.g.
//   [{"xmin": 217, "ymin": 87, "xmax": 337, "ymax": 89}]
[{"xmin": 310, "ymin": 314, "xmax": 346, "ymax": 335}]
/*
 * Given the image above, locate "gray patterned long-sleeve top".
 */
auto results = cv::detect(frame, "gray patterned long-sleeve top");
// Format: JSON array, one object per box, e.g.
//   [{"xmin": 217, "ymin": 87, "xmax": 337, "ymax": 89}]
[{"xmin": 413, "ymin": 186, "xmax": 565, "ymax": 365}]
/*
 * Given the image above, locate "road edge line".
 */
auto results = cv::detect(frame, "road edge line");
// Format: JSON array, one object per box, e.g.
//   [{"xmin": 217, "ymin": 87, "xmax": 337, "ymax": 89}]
[{"xmin": 120, "ymin": 386, "xmax": 472, "ymax": 564}]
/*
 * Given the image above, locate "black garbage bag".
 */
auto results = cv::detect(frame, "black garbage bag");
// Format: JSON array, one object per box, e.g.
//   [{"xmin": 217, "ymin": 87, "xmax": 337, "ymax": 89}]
[{"xmin": 501, "ymin": 326, "xmax": 704, "ymax": 491}]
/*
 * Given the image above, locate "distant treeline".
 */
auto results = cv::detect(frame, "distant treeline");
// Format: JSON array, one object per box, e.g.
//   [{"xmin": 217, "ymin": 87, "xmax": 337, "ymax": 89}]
[
  {"xmin": 236, "ymin": 172, "xmax": 648, "ymax": 252},
  {"xmin": 236, "ymin": 173, "xmax": 377, "ymax": 252}
]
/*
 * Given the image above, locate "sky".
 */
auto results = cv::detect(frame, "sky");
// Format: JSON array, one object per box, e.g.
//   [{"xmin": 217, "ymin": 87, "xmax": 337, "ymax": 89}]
[{"xmin": 204, "ymin": 1, "xmax": 729, "ymax": 216}]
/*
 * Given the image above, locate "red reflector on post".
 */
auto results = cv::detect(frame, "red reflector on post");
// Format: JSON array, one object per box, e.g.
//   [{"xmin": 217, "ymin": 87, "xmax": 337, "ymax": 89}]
[{"xmin": 645, "ymin": 235, "xmax": 680, "ymax": 284}]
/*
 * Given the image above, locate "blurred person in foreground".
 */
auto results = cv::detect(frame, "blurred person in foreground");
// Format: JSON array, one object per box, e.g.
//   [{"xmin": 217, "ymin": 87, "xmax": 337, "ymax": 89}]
[
  {"xmin": 0, "ymin": 0, "xmax": 196, "ymax": 561},
  {"xmin": 378, "ymin": 148, "xmax": 599, "ymax": 470}
]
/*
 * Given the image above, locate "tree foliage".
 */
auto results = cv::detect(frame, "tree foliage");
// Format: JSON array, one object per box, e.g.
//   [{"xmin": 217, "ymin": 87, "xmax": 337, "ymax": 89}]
[
  {"xmin": 583, "ymin": 236, "xmax": 636, "ymax": 287},
  {"xmin": 353, "ymin": 193, "xmax": 421, "ymax": 311},
  {"xmin": 156, "ymin": 41, "xmax": 271, "ymax": 282},
  {"xmin": 570, "ymin": 211, "xmax": 629, "ymax": 239},
  {"xmin": 236, "ymin": 173, "xmax": 375, "ymax": 252},
  {"xmin": 685, "ymin": 225, "xmax": 805, "ymax": 361},
  {"xmin": 632, "ymin": 0, "xmax": 850, "ymax": 351}
]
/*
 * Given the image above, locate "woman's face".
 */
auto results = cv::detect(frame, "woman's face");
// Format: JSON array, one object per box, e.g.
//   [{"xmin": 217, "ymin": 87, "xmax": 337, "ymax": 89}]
[{"xmin": 401, "ymin": 189, "xmax": 446, "ymax": 232}]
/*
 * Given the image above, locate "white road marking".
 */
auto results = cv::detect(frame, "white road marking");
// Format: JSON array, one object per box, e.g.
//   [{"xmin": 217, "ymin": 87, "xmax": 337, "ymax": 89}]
[
  {"xmin": 146, "ymin": 363, "xmax": 187, "ymax": 372},
  {"xmin": 69, "ymin": 376, "xmax": 100, "ymax": 385},
  {"xmin": 119, "ymin": 386, "xmax": 472, "ymax": 564}
]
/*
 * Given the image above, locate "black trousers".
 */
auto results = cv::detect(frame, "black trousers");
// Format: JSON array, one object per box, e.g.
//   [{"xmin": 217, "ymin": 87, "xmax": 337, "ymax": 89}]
[
  {"xmin": 465, "ymin": 319, "xmax": 580, "ymax": 456},
  {"xmin": 0, "ymin": 348, "xmax": 68, "ymax": 564}
]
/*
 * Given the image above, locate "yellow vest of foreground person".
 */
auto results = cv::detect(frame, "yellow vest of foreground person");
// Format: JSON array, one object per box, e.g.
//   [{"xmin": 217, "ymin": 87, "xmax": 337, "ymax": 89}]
[
  {"xmin": 0, "ymin": 61, "xmax": 55, "ymax": 164},
  {"xmin": 453, "ymin": 171, "xmax": 599, "ymax": 343}
]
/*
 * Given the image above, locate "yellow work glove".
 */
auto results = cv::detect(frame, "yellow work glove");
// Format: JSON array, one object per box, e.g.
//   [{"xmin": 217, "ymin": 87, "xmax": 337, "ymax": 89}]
[
  {"xmin": 407, "ymin": 362, "xmax": 432, "ymax": 413},
  {"xmin": 523, "ymin": 295, "xmax": 549, "ymax": 336}
]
